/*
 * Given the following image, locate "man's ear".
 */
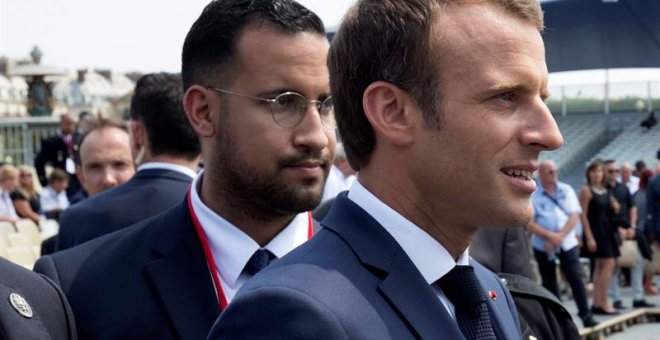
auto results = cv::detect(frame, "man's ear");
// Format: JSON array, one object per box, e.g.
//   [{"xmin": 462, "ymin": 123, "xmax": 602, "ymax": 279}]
[
  {"xmin": 76, "ymin": 165, "xmax": 86, "ymax": 190},
  {"xmin": 129, "ymin": 120, "xmax": 144, "ymax": 153},
  {"xmin": 184, "ymin": 85, "xmax": 216, "ymax": 138},
  {"xmin": 363, "ymin": 81, "xmax": 418, "ymax": 146}
]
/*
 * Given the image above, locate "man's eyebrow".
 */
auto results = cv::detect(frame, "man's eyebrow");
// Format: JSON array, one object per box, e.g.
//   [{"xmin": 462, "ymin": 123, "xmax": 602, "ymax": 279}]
[
  {"xmin": 482, "ymin": 83, "xmax": 525, "ymax": 97},
  {"xmin": 482, "ymin": 83, "xmax": 549, "ymax": 99}
]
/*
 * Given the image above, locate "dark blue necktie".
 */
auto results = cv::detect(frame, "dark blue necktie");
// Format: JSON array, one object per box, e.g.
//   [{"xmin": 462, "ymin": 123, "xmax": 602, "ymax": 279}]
[
  {"xmin": 244, "ymin": 249, "xmax": 275, "ymax": 276},
  {"xmin": 438, "ymin": 265, "xmax": 497, "ymax": 340}
]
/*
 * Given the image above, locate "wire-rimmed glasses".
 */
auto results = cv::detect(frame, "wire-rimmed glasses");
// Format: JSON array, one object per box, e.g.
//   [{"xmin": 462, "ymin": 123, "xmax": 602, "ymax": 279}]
[{"xmin": 207, "ymin": 87, "xmax": 335, "ymax": 129}]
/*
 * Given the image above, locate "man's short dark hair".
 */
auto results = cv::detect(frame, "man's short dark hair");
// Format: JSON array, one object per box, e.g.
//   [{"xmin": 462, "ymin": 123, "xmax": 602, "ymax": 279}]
[
  {"xmin": 181, "ymin": 0, "xmax": 325, "ymax": 91},
  {"xmin": 328, "ymin": 0, "xmax": 544, "ymax": 170},
  {"xmin": 74, "ymin": 119, "xmax": 128, "ymax": 165},
  {"xmin": 130, "ymin": 73, "xmax": 200, "ymax": 160}
]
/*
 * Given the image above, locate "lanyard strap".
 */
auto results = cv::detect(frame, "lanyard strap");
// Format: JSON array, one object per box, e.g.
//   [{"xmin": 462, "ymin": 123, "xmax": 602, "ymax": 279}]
[{"xmin": 188, "ymin": 189, "xmax": 314, "ymax": 310}]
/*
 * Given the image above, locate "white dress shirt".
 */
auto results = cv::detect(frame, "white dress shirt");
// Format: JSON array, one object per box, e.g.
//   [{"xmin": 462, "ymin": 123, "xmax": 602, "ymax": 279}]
[
  {"xmin": 189, "ymin": 170, "xmax": 311, "ymax": 302},
  {"xmin": 40, "ymin": 186, "xmax": 69, "ymax": 213},
  {"xmin": 0, "ymin": 189, "xmax": 18, "ymax": 218},
  {"xmin": 347, "ymin": 180, "xmax": 469, "ymax": 318}
]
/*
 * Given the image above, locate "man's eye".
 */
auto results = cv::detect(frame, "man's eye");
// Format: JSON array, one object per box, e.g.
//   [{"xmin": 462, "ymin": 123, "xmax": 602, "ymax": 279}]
[{"xmin": 496, "ymin": 92, "xmax": 514, "ymax": 102}]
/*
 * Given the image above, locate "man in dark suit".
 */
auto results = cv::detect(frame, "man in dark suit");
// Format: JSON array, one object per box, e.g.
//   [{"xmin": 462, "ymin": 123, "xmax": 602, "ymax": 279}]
[
  {"xmin": 34, "ymin": 113, "xmax": 81, "ymax": 198},
  {"xmin": 34, "ymin": 1, "xmax": 334, "ymax": 338},
  {"xmin": 53, "ymin": 73, "xmax": 201, "ymax": 251},
  {"xmin": 0, "ymin": 257, "xmax": 76, "ymax": 340},
  {"xmin": 648, "ymin": 152, "xmax": 660, "ymax": 248},
  {"xmin": 209, "ymin": 0, "xmax": 562, "ymax": 338}
]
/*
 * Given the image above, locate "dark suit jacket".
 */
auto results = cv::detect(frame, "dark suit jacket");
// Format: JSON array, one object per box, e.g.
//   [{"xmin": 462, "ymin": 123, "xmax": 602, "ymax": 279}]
[
  {"xmin": 0, "ymin": 257, "xmax": 76, "ymax": 340},
  {"xmin": 471, "ymin": 227, "xmax": 535, "ymax": 280},
  {"xmin": 209, "ymin": 193, "xmax": 521, "ymax": 339},
  {"xmin": 649, "ymin": 175, "xmax": 660, "ymax": 240},
  {"xmin": 35, "ymin": 134, "xmax": 69, "ymax": 187},
  {"xmin": 55, "ymin": 168, "xmax": 192, "ymax": 251},
  {"xmin": 34, "ymin": 133, "xmax": 81, "ymax": 197},
  {"xmin": 34, "ymin": 200, "xmax": 221, "ymax": 340}
]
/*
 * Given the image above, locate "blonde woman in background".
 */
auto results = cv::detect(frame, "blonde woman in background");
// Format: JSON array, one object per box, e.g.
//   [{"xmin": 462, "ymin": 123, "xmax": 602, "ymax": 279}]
[{"xmin": 10, "ymin": 165, "xmax": 42, "ymax": 225}]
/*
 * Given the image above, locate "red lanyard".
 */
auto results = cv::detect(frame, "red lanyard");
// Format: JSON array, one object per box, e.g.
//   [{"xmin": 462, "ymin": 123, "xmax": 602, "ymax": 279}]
[{"xmin": 188, "ymin": 189, "xmax": 314, "ymax": 310}]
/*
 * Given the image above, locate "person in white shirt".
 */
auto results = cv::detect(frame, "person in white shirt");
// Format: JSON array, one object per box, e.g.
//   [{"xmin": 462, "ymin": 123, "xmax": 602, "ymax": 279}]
[
  {"xmin": 620, "ymin": 162, "xmax": 640, "ymax": 195},
  {"xmin": 528, "ymin": 160, "xmax": 597, "ymax": 327},
  {"xmin": 0, "ymin": 165, "xmax": 20, "ymax": 223},
  {"xmin": 39, "ymin": 168, "xmax": 70, "ymax": 221}
]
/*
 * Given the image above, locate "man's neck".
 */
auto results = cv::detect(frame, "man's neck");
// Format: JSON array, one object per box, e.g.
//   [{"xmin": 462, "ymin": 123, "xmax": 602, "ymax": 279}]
[
  {"xmin": 359, "ymin": 170, "xmax": 474, "ymax": 260},
  {"xmin": 200, "ymin": 179, "xmax": 296, "ymax": 247},
  {"xmin": 543, "ymin": 181, "xmax": 557, "ymax": 194}
]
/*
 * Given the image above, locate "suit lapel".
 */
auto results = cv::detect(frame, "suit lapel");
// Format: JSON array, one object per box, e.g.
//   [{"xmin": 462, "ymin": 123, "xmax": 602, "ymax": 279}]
[
  {"xmin": 323, "ymin": 194, "xmax": 463, "ymax": 339},
  {"xmin": 472, "ymin": 260, "xmax": 521, "ymax": 340},
  {"xmin": 144, "ymin": 203, "xmax": 220, "ymax": 340},
  {"xmin": 379, "ymin": 250, "xmax": 464, "ymax": 339}
]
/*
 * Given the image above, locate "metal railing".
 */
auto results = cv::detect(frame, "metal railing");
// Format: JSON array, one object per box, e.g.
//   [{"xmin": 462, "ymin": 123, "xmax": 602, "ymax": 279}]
[{"xmin": 0, "ymin": 117, "xmax": 59, "ymax": 166}]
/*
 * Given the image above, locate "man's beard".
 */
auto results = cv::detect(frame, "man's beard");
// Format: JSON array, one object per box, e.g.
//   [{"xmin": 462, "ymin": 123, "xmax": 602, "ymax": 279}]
[{"xmin": 213, "ymin": 125, "xmax": 330, "ymax": 219}]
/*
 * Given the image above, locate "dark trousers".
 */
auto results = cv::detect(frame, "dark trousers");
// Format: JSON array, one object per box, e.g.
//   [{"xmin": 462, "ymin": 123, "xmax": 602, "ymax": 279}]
[{"xmin": 534, "ymin": 246, "xmax": 591, "ymax": 318}]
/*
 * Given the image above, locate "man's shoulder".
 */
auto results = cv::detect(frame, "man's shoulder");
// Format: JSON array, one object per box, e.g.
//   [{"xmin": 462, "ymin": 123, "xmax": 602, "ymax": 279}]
[
  {"xmin": 0, "ymin": 258, "xmax": 75, "ymax": 340},
  {"xmin": 650, "ymin": 175, "xmax": 660, "ymax": 188},
  {"xmin": 41, "ymin": 206, "xmax": 187, "ymax": 285},
  {"xmin": 239, "ymin": 229, "xmax": 362, "ymax": 294},
  {"xmin": 107, "ymin": 168, "xmax": 192, "ymax": 198},
  {"xmin": 556, "ymin": 181, "xmax": 575, "ymax": 192},
  {"xmin": 0, "ymin": 256, "xmax": 49, "ymax": 289}
]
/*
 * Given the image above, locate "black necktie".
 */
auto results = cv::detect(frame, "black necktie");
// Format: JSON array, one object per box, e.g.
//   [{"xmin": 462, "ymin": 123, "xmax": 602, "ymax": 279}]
[
  {"xmin": 438, "ymin": 265, "xmax": 497, "ymax": 340},
  {"xmin": 244, "ymin": 249, "xmax": 275, "ymax": 276}
]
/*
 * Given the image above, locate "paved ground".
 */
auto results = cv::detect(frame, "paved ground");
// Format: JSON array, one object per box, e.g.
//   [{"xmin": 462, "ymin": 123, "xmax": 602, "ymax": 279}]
[{"xmin": 561, "ymin": 274, "xmax": 660, "ymax": 337}]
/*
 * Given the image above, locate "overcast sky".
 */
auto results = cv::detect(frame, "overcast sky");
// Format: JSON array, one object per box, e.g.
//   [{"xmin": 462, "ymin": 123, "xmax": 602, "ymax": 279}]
[
  {"xmin": 2, "ymin": 0, "xmax": 660, "ymax": 86},
  {"xmin": 0, "ymin": 0, "xmax": 354, "ymax": 74}
]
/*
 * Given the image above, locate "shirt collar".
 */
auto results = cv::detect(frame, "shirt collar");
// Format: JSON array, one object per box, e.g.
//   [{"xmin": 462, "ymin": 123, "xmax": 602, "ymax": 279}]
[
  {"xmin": 137, "ymin": 162, "xmax": 197, "ymax": 179},
  {"xmin": 189, "ymin": 170, "xmax": 310, "ymax": 289},
  {"xmin": 347, "ymin": 180, "xmax": 469, "ymax": 285}
]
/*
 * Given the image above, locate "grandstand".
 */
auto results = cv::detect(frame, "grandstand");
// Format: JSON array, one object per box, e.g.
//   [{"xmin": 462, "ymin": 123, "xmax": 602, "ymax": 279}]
[
  {"xmin": 541, "ymin": 112, "xmax": 659, "ymax": 191},
  {"xmin": 590, "ymin": 113, "xmax": 660, "ymax": 167}
]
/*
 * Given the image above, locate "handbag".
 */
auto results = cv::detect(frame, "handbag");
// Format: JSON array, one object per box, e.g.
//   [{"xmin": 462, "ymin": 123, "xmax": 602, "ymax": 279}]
[{"xmin": 617, "ymin": 240, "xmax": 638, "ymax": 268}]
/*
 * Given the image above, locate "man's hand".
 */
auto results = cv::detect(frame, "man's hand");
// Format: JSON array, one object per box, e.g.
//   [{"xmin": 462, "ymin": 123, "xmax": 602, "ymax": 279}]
[{"xmin": 547, "ymin": 232, "xmax": 564, "ymax": 247}]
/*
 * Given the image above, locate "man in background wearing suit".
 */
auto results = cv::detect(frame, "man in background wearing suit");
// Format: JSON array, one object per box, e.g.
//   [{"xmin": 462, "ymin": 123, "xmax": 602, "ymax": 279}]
[
  {"xmin": 210, "ymin": 0, "xmax": 562, "ymax": 339},
  {"xmin": 0, "ymin": 257, "xmax": 76, "ymax": 340},
  {"xmin": 34, "ymin": 1, "xmax": 334, "ymax": 339},
  {"xmin": 34, "ymin": 113, "xmax": 81, "ymax": 198},
  {"xmin": 39, "ymin": 120, "xmax": 136, "ymax": 256},
  {"xmin": 54, "ymin": 73, "xmax": 200, "ymax": 251}
]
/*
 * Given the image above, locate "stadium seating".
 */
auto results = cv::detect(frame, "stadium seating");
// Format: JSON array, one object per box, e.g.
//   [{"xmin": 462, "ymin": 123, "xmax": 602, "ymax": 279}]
[
  {"xmin": 0, "ymin": 219, "xmax": 58, "ymax": 268},
  {"xmin": 590, "ymin": 114, "xmax": 660, "ymax": 166}
]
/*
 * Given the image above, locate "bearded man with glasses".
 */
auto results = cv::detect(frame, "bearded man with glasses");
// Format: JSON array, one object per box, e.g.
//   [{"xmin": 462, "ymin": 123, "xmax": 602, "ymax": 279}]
[{"xmin": 33, "ymin": 1, "xmax": 335, "ymax": 339}]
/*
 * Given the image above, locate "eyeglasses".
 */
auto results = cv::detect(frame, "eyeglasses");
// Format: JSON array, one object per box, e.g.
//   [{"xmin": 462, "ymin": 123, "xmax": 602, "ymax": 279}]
[
  {"xmin": 546, "ymin": 169, "xmax": 557, "ymax": 175},
  {"xmin": 19, "ymin": 173, "xmax": 32, "ymax": 178},
  {"xmin": 608, "ymin": 169, "xmax": 620, "ymax": 174},
  {"xmin": 207, "ymin": 87, "xmax": 335, "ymax": 129}
]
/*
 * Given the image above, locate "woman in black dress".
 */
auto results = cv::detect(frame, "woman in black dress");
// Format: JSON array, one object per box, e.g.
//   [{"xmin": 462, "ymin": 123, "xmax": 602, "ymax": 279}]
[{"xmin": 579, "ymin": 160, "xmax": 620, "ymax": 315}]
